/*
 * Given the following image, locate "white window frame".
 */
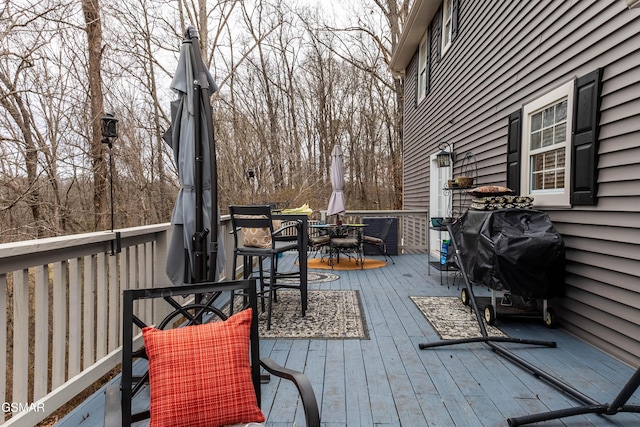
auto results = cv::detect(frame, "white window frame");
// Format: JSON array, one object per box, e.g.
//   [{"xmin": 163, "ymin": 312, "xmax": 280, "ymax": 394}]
[
  {"xmin": 441, "ymin": 0, "xmax": 454, "ymax": 55},
  {"xmin": 417, "ymin": 32, "xmax": 428, "ymax": 103},
  {"xmin": 521, "ymin": 80, "xmax": 574, "ymax": 208}
]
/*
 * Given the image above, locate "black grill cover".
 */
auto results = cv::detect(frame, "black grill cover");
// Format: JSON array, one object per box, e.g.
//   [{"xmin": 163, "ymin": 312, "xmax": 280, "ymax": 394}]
[{"xmin": 450, "ymin": 209, "xmax": 565, "ymax": 298}]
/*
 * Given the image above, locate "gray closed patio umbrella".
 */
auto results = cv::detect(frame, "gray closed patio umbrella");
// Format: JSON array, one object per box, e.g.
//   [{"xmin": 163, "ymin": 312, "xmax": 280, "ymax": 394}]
[
  {"xmin": 327, "ymin": 145, "xmax": 346, "ymax": 221},
  {"xmin": 164, "ymin": 27, "xmax": 224, "ymax": 285}
]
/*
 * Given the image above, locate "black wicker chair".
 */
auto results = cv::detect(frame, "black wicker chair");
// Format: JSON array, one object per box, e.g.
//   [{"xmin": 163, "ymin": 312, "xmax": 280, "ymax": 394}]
[{"xmin": 363, "ymin": 218, "xmax": 395, "ymax": 264}]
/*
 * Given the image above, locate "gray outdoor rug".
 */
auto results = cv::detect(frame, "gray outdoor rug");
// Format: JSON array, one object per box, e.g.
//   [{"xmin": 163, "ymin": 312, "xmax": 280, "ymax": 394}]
[
  {"xmin": 258, "ymin": 290, "xmax": 368, "ymax": 340},
  {"xmin": 411, "ymin": 296, "xmax": 507, "ymax": 339}
]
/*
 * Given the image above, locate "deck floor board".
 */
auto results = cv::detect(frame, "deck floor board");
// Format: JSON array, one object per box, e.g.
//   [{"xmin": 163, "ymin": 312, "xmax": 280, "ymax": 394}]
[
  {"xmin": 320, "ymin": 340, "xmax": 347, "ymax": 424},
  {"xmin": 56, "ymin": 253, "xmax": 640, "ymax": 426},
  {"xmin": 343, "ymin": 340, "xmax": 373, "ymax": 426},
  {"xmin": 360, "ymin": 338, "xmax": 398, "ymax": 425}
]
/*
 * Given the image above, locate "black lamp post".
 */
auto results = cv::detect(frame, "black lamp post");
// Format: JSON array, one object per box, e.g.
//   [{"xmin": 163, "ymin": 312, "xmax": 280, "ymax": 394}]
[
  {"xmin": 101, "ymin": 113, "xmax": 118, "ymax": 231},
  {"xmin": 436, "ymin": 142, "xmax": 454, "ymax": 168}
]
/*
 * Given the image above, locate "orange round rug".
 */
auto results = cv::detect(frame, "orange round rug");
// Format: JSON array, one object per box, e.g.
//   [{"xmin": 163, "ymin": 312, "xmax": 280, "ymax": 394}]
[{"xmin": 307, "ymin": 257, "xmax": 386, "ymax": 270}]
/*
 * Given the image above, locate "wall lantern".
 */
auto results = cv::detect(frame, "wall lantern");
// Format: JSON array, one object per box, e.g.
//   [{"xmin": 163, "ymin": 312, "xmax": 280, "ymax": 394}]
[
  {"xmin": 247, "ymin": 168, "xmax": 255, "ymax": 179},
  {"xmin": 436, "ymin": 142, "xmax": 455, "ymax": 168}
]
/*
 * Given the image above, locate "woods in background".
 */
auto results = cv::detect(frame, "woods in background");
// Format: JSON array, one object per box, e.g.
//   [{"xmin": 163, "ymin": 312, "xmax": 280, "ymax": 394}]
[{"xmin": 0, "ymin": 0, "xmax": 409, "ymax": 243}]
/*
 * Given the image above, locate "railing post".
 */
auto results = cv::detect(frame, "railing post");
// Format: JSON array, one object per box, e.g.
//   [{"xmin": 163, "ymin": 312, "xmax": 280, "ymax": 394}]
[
  {"xmin": 13, "ymin": 270, "xmax": 29, "ymax": 405},
  {"xmin": 52, "ymin": 262, "xmax": 67, "ymax": 389},
  {"xmin": 34, "ymin": 266, "xmax": 49, "ymax": 400},
  {"xmin": 68, "ymin": 259, "xmax": 82, "ymax": 378},
  {"xmin": 154, "ymin": 227, "xmax": 171, "ymax": 288},
  {"xmin": 152, "ymin": 228, "xmax": 172, "ymax": 326},
  {"xmin": 108, "ymin": 254, "xmax": 119, "ymax": 353},
  {"xmin": 83, "ymin": 254, "xmax": 95, "ymax": 369}
]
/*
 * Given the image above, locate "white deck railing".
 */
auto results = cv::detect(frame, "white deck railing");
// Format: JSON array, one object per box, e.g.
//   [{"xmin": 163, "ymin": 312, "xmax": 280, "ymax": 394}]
[
  {"xmin": 0, "ymin": 223, "xmax": 178, "ymax": 425},
  {"xmin": 0, "ymin": 210, "xmax": 427, "ymax": 426}
]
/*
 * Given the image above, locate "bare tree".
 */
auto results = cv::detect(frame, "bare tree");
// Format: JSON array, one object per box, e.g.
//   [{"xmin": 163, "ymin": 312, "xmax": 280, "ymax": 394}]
[
  {"xmin": 81, "ymin": 0, "xmax": 109, "ymax": 230},
  {"xmin": 310, "ymin": 0, "xmax": 409, "ymax": 209},
  {"xmin": 0, "ymin": 0, "xmax": 81, "ymax": 239},
  {"xmin": 0, "ymin": 0, "xmax": 408, "ymax": 242}
]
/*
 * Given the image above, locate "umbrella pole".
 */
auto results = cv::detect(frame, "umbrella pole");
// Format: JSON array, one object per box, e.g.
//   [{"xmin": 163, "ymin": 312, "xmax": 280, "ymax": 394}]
[
  {"xmin": 191, "ymin": 72, "xmax": 208, "ymax": 283},
  {"xmin": 185, "ymin": 26, "xmax": 218, "ymax": 282}
]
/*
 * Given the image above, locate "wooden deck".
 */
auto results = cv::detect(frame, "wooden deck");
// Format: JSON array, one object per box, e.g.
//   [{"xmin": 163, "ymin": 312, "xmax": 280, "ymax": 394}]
[{"xmin": 57, "ymin": 253, "xmax": 640, "ymax": 427}]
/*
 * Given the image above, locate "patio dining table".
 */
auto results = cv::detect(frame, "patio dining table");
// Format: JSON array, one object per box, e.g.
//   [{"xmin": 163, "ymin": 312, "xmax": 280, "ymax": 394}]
[{"xmin": 311, "ymin": 223, "xmax": 368, "ymax": 268}]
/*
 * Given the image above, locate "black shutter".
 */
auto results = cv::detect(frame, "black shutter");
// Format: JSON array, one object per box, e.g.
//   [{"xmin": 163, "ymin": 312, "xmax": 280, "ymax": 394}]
[
  {"xmin": 506, "ymin": 110, "xmax": 522, "ymax": 193},
  {"xmin": 571, "ymin": 68, "xmax": 602, "ymax": 206},
  {"xmin": 452, "ymin": 0, "xmax": 459, "ymax": 41}
]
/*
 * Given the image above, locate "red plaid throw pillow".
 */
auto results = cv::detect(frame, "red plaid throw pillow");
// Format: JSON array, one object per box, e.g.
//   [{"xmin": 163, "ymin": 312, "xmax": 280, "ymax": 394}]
[{"xmin": 142, "ymin": 308, "xmax": 265, "ymax": 427}]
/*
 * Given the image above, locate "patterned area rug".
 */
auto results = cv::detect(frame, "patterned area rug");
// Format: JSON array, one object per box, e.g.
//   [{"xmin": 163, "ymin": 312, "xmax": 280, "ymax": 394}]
[
  {"xmin": 277, "ymin": 271, "xmax": 339, "ymax": 285},
  {"xmin": 411, "ymin": 296, "xmax": 507, "ymax": 339},
  {"xmin": 257, "ymin": 290, "xmax": 368, "ymax": 340},
  {"xmin": 307, "ymin": 257, "xmax": 386, "ymax": 270}
]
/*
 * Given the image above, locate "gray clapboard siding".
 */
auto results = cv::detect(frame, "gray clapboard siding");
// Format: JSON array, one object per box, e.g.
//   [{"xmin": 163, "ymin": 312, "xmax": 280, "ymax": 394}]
[
  {"xmin": 565, "ymin": 283, "xmax": 640, "ymax": 326},
  {"xmin": 559, "ymin": 225, "xmax": 640, "ymax": 248},
  {"xmin": 400, "ymin": 0, "xmax": 640, "ymax": 366}
]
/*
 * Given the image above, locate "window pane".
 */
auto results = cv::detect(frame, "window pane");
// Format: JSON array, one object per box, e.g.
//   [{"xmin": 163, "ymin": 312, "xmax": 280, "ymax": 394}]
[
  {"xmin": 542, "ymin": 127, "xmax": 554, "ymax": 147},
  {"xmin": 445, "ymin": 0, "xmax": 453, "ymax": 19},
  {"xmin": 543, "ymin": 107, "xmax": 554, "ymax": 127},
  {"xmin": 554, "ymin": 122, "xmax": 566, "ymax": 144},
  {"xmin": 533, "ymin": 153, "xmax": 545, "ymax": 174},
  {"xmin": 558, "ymin": 149, "xmax": 565, "ymax": 167},
  {"xmin": 531, "ymin": 154, "xmax": 544, "ymax": 191},
  {"xmin": 556, "ymin": 100, "xmax": 567, "ymax": 121},
  {"xmin": 545, "ymin": 171, "xmax": 556, "ymax": 188},
  {"xmin": 543, "ymin": 150, "xmax": 556, "ymax": 165},
  {"xmin": 531, "ymin": 112, "xmax": 542, "ymax": 131},
  {"xmin": 531, "ymin": 169, "xmax": 544, "ymax": 191},
  {"xmin": 444, "ymin": 22, "xmax": 451, "ymax": 45},
  {"xmin": 557, "ymin": 169, "xmax": 565, "ymax": 188},
  {"xmin": 531, "ymin": 131, "xmax": 542, "ymax": 150}
]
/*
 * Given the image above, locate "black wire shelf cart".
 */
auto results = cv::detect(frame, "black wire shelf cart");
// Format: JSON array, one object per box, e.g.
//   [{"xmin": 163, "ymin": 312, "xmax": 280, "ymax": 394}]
[{"xmin": 427, "ymin": 151, "xmax": 478, "ymax": 286}]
